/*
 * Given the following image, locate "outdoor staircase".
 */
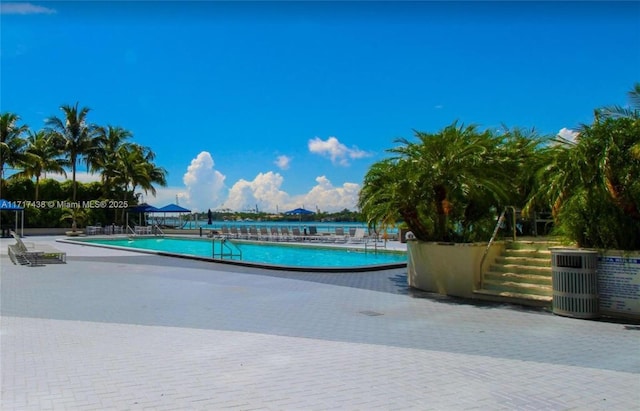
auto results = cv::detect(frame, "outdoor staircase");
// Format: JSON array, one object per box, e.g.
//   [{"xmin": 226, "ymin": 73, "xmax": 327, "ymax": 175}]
[{"xmin": 474, "ymin": 239, "xmax": 562, "ymax": 308}]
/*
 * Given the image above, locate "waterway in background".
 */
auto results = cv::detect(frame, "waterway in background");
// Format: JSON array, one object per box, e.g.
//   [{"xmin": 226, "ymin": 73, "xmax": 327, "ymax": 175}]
[{"xmin": 151, "ymin": 219, "xmax": 398, "ymax": 236}]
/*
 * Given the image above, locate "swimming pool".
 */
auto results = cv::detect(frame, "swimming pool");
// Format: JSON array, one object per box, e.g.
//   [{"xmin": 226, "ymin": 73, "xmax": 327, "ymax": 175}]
[{"xmin": 69, "ymin": 236, "xmax": 407, "ymax": 271}]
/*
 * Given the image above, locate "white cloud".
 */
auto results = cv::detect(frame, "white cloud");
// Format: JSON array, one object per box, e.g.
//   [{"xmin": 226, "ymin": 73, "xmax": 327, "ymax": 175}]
[
  {"xmin": 181, "ymin": 151, "xmax": 226, "ymax": 212},
  {"xmin": 140, "ymin": 186, "xmax": 185, "ymax": 208},
  {"xmin": 149, "ymin": 152, "xmax": 364, "ymax": 214},
  {"xmin": 0, "ymin": 2, "xmax": 56, "ymax": 14},
  {"xmin": 274, "ymin": 155, "xmax": 291, "ymax": 170},
  {"xmin": 224, "ymin": 171, "xmax": 289, "ymax": 213},
  {"xmin": 222, "ymin": 173, "xmax": 360, "ymax": 213},
  {"xmin": 47, "ymin": 171, "xmax": 99, "ymax": 184},
  {"xmin": 308, "ymin": 136, "xmax": 371, "ymax": 166},
  {"xmin": 297, "ymin": 176, "xmax": 361, "ymax": 213},
  {"xmin": 557, "ymin": 127, "xmax": 579, "ymax": 143},
  {"xmin": 33, "ymin": 152, "xmax": 362, "ymax": 213}
]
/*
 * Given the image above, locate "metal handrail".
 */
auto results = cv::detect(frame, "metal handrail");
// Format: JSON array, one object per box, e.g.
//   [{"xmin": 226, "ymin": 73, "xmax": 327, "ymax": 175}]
[
  {"xmin": 479, "ymin": 206, "xmax": 517, "ymax": 288},
  {"xmin": 153, "ymin": 224, "xmax": 165, "ymax": 237},
  {"xmin": 212, "ymin": 237, "xmax": 242, "ymax": 260},
  {"xmin": 506, "ymin": 206, "xmax": 517, "ymax": 242}
]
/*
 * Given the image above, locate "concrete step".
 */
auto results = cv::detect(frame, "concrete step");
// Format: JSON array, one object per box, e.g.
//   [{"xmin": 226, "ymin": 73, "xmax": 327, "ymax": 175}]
[
  {"xmin": 489, "ymin": 263, "xmax": 552, "ymax": 276},
  {"xmin": 473, "ymin": 288, "xmax": 552, "ymax": 308},
  {"xmin": 482, "ymin": 279, "xmax": 553, "ymax": 297},
  {"xmin": 504, "ymin": 248, "xmax": 552, "ymax": 259},
  {"xmin": 506, "ymin": 239, "xmax": 563, "ymax": 251},
  {"xmin": 475, "ymin": 238, "xmax": 562, "ymax": 308},
  {"xmin": 484, "ymin": 271, "xmax": 552, "ymax": 286},
  {"xmin": 495, "ymin": 255, "xmax": 551, "ymax": 267}
]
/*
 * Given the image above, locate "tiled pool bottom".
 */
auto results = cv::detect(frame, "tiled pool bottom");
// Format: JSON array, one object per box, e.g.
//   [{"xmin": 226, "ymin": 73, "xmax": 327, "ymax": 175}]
[{"xmin": 63, "ymin": 236, "xmax": 407, "ymax": 272}]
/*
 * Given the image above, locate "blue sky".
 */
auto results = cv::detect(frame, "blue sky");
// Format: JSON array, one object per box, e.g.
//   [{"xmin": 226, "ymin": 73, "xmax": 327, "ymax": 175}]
[{"xmin": 2, "ymin": 1, "xmax": 639, "ymax": 213}]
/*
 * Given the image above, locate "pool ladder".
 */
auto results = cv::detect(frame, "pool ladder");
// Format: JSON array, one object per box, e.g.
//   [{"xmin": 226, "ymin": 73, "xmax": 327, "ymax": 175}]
[{"xmin": 211, "ymin": 237, "xmax": 242, "ymax": 260}]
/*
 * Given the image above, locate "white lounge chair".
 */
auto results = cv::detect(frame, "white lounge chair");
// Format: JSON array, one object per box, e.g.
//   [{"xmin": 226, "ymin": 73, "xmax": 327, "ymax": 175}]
[
  {"xmin": 270, "ymin": 227, "xmax": 281, "ymax": 241},
  {"xmin": 8, "ymin": 231, "xmax": 66, "ymax": 266},
  {"xmin": 291, "ymin": 227, "xmax": 304, "ymax": 241},
  {"xmin": 333, "ymin": 227, "xmax": 348, "ymax": 243},
  {"xmin": 307, "ymin": 226, "xmax": 324, "ymax": 242},
  {"xmin": 248, "ymin": 227, "xmax": 260, "ymax": 240},
  {"xmin": 349, "ymin": 228, "xmax": 368, "ymax": 243},
  {"xmin": 280, "ymin": 227, "xmax": 293, "ymax": 241}
]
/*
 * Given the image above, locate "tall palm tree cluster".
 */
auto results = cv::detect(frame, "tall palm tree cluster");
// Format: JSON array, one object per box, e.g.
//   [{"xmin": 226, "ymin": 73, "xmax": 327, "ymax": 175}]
[
  {"xmin": 1, "ymin": 103, "xmax": 167, "ymax": 227},
  {"xmin": 359, "ymin": 84, "xmax": 640, "ymax": 250}
]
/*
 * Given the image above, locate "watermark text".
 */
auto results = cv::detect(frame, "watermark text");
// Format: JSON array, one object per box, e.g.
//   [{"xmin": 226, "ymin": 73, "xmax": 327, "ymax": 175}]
[{"xmin": 1, "ymin": 200, "xmax": 130, "ymax": 209}]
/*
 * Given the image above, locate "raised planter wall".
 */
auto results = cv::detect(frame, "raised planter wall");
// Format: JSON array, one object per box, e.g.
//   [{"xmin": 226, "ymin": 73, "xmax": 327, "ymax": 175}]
[
  {"xmin": 407, "ymin": 240, "xmax": 505, "ymax": 299},
  {"xmin": 22, "ymin": 228, "xmax": 69, "ymax": 236}
]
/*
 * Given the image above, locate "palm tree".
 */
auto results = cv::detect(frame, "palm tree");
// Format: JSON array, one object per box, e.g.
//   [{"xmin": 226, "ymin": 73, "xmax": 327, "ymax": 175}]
[
  {"xmin": 530, "ymin": 102, "xmax": 640, "ymax": 249},
  {"xmin": 0, "ymin": 112, "xmax": 29, "ymax": 198},
  {"xmin": 111, "ymin": 144, "xmax": 167, "ymax": 222},
  {"xmin": 59, "ymin": 207, "xmax": 89, "ymax": 230},
  {"xmin": 12, "ymin": 130, "xmax": 67, "ymax": 200},
  {"xmin": 497, "ymin": 126, "xmax": 551, "ymax": 208},
  {"xmin": 91, "ymin": 125, "xmax": 133, "ymax": 197},
  {"xmin": 360, "ymin": 121, "xmax": 512, "ymax": 242},
  {"xmin": 601, "ymin": 83, "xmax": 640, "ymax": 119},
  {"xmin": 358, "ymin": 158, "xmax": 427, "ymax": 237},
  {"xmin": 126, "ymin": 145, "xmax": 167, "ymax": 197},
  {"xmin": 580, "ymin": 117, "xmax": 640, "ymax": 222},
  {"xmin": 45, "ymin": 103, "xmax": 99, "ymax": 204},
  {"xmin": 602, "ymin": 83, "xmax": 640, "ymax": 161}
]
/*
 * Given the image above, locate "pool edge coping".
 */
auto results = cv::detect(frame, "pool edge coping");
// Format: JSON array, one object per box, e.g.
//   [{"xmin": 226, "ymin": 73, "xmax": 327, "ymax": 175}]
[{"xmin": 58, "ymin": 236, "xmax": 408, "ymax": 273}]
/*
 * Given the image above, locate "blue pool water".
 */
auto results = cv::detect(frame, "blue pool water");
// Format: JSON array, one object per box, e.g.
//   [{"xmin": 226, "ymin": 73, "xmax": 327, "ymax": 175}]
[{"xmin": 78, "ymin": 237, "xmax": 407, "ymax": 270}]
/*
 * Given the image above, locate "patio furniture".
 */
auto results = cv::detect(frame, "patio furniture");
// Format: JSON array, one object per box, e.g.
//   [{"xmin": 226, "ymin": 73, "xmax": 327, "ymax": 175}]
[{"xmin": 8, "ymin": 231, "xmax": 67, "ymax": 266}]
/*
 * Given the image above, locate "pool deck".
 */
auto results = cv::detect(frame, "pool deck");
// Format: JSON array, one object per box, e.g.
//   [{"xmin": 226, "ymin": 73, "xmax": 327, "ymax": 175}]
[{"xmin": 1, "ymin": 235, "xmax": 639, "ymax": 410}]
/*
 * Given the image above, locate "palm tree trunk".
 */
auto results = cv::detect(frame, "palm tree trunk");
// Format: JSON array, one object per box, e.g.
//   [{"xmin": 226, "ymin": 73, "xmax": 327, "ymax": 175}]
[
  {"xmin": 71, "ymin": 160, "xmax": 78, "ymax": 231},
  {"xmin": 72, "ymin": 165, "xmax": 77, "ymax": 202},
  {"xmin": 121, "ymin": 190, "xmax": 128, "ymax": 225},
  {"xmin": 400, "ymin": 209, "xmax": 429, "ymax": 241},
  {"xmin": 605, "ymin": 175, "xmax": 640, "ymax": 221},
  {"xmin": 434, "ymin": 186, "xmax": 451, "ymax": 241}
]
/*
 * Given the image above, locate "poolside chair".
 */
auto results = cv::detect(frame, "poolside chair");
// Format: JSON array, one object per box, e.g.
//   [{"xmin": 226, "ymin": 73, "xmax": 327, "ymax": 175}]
[
  {"xmin": 134, "ymin": 225, "xmax": 152, "ymax": 235},
  {"xmin": 8, "ymin": 241, "xmax": 44, "ymax": 266},
  {"xmin": 105, "ymin": 224, "xmax": 123, "ymax": 235},
  {"xmin": 229, "ymin": 226, "xmax": 239, "ymax": 239},
  {"xmin": 259, "ymin": 227, "xmax": 270, "ymax": 241},
  {"xmin": 333, "ymin": 227, "xmax": 348, "ymax": 243},
  {"xmin": 249, "ymin": 227, "xmax": 259, "ymax": 240},
  {"xmin": 280, "ymin": 227, "xmax": 293, "ymax": 242},
  {"xmin": 8, "ymin": 231, "xmax": 66, "ymax": 266},
  {"xmin": 239, "ymin": 226, "xmax": 249, "ymax": 240},
  {"xmin": 291, "ymin": 227, "xmax": 304, "ymax": 241},
  {"xmin": 349, "ymin": 228, "xmax": 368, "ymax": 243},
  {"xmin": 270, "ymin": 227, "xmax": 281, "ymax": 241},
  {"xmin": 221, "ymin": 226, "xmax": 231, "ymax": 238},
  {"xmin": 307, "ymin": 226, "xmax": 324, "ymax": 242},
  {"xmin": 86, "ymin": 225, "xmax": 100, "ymax": 235}
]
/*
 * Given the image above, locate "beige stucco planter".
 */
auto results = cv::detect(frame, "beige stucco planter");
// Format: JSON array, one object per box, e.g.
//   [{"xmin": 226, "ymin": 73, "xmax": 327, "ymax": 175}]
[{"xmin": 407, "ymin": 240, "xmax": 504, "ymax": 299}]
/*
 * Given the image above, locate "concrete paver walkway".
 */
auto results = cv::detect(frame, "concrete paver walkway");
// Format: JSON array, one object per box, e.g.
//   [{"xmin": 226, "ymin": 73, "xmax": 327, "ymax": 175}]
[{"xmin": 1, "ymin": 236, "xmax": 639, "ymax": 410}]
